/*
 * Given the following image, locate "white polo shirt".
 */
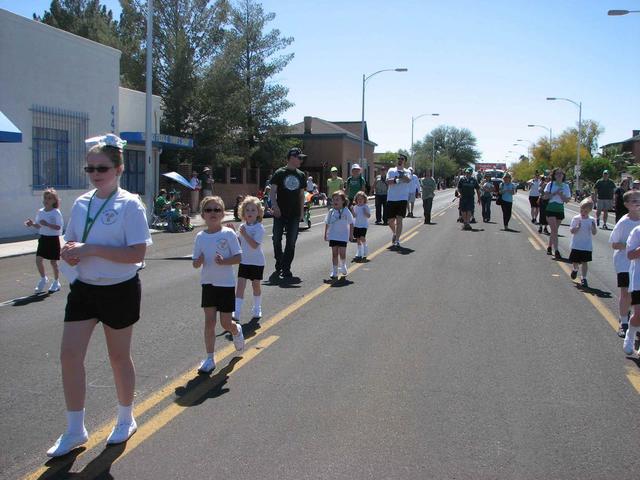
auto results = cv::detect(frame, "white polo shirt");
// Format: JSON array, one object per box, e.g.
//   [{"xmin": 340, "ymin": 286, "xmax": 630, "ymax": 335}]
[
  {"xmin": 386, "ymin": 167, "xmax": 412, "ymax": 202},
  {"xmin": 238, "ymin": 222, "xmax": 265, "ymax": 266},
  {"xmin": 193, "ymin": 227, "xmax": 242, "ymax": 286}
]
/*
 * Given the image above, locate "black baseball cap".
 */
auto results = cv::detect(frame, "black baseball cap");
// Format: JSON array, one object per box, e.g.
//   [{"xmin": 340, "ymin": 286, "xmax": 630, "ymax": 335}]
[
  {"xmin": 397, "ymin": 154, "xmax": 408, "ymax": 161},
  {"xmin": 288, "ymin": 147, "xmax": 307, "ymax": 158}
]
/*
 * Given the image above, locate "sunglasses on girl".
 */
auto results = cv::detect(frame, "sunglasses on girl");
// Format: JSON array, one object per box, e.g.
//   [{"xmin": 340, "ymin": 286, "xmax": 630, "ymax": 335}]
[
  {"xmin": 84, "ymin": 165, "xmax": 114, "ymax": 173},
  {"xmin": 203, "ymin": 207, "xmax": 223, "ymax": 213}
]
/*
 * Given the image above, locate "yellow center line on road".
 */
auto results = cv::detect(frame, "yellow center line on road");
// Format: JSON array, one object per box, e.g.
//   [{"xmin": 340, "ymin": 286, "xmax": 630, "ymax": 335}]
[
  {"xmin": 22, "ymin": 202, "xmax": 455, "ymax": 480},
  {"xmin": 402, "ymin": 231, "xmax": 420, "ymax": 243},
  {"xmin": 625, "ymin": 366, "xmax": 640, "ymax": 394},
  {"xmin": 528, "ymin": 237, "xmax": 542, "ymax": 250}
]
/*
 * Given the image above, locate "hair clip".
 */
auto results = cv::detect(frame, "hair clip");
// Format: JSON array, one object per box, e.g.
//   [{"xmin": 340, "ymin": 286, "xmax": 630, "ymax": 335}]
[{"xmin": 85, "ymin": 134, "xmax": 127, "ymax": 150}]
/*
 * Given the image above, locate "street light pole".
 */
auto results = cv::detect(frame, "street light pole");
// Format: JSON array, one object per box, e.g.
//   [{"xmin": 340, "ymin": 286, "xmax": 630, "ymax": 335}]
[
  {"xmin": 361, "ymin": 68, "xmax": 408, "ymax": 178},
  {"xmin": 547, "ymin": 97, "xmax": 582, "ymax": 190},
  {"xmin": 410, "ymin": 113, "xmax": 439, "ymax": 172},
  {"xmin": 144, "ymin": 0, "xmax": 154, "ymax": 217},
  {"xmin": 608, "ymin": 9, "xmax": 640, "ymax": 15}
]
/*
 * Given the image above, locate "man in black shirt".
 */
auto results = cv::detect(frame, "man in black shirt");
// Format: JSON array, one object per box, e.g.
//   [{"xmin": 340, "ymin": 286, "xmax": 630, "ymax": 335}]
[{"xmin": 270, "ymin": 148, "xmax": 307, "ymax": 278}]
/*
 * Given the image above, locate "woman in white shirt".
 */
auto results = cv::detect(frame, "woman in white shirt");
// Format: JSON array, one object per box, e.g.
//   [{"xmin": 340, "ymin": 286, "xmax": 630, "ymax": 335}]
[
  {"xmin": 543, "ymin": 168, "xmax": 571, "ymax": 259},
  {"xmin": 46, "ymin": 134, "xmax": 152, "ymax": 457}
]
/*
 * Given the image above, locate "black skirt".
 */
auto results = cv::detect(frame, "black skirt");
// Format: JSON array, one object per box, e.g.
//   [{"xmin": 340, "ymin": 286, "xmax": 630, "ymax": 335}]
[
  {"xmin": 36, "ymin": 235, "xmax": 61, "ymax": 260},
  {"xmin": 569, "ymin": 249, "xmax": 592, "ymax": 263}
]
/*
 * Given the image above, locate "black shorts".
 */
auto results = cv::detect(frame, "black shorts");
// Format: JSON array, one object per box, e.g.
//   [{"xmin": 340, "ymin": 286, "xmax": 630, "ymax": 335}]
[
  {"xmin": 238, "ymin": 264, "xmax": 264, "ymax": 281},
  {"xmin": 618, "ymin": 272, "xmax": 630, "ymax": 288},
  {"xmin": 545, "ymin": 210, "xmax": 565, "ymax": 220},
  {"xmin": 201, "ymin": 285, "xmax": 235, "ymax": 312},
  {"xmin": 569, "ymin": 249, "xmax": 592, "ymax": 263},
  {"xmin": 632, "ymin": 290, "xmax": 640, "ymax": 305},
  {"xmin": 529, "ymin": 196, "xmax": 540, "ymax": 208},
  {"xmin": 36, "ymin": 235, "xmax": 60, "ymax": 260},
  {"xmin": 386, "ymin": 200, "xmax": 407, "ymax": 218},
  {"xmin": 329, "ymin": 240, "xmax": 347, "ymax": 247},
  {"xmin": 353, "ymin": 227, "xmax": 367, "ymax": 238},
  {"xmin": 459, "ymin": 196, "xmax": 475, "ymax": 212},
  {"xmin": 64, "ymin": 275, "xmax": 141, "ymax": 329}
]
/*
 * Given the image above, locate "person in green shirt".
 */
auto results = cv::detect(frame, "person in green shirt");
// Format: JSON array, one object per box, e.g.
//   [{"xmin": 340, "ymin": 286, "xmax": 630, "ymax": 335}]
[
  {"xmin": 420, "ymin": 171, "xmax": 437, "ymax": 224},
  {"xmin": 345, "ymin": 164, "xmax": 368, "ymax": 205},
  {"xmin": 326, "ymin": 167, "xmax": 343, "ymax": 208},
  {"xmin": 154, "ymin": 189, "xmax": 168, "ymax": 214},
  {"xmin": 594, "ymin": 169, "xmax": 617, "ymax": 230}
]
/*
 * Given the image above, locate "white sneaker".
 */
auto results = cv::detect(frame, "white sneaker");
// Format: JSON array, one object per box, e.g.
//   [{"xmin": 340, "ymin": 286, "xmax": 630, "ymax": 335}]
[
  {"xmin": 35, "ymin": 276, "xmax": 48, "ymax": 293},
  {"xmin": 106, "ymin": 419, "xmax": 137, "ymax": 445},
  {"xmin": 48, "ymin": 279, "xmax": 61, "ymax": 293},
  {"xmin": 251, "ymin": 306, "xmax": 262, "ymax": 318},
  {"xmin": 330, "ymin": 269, "xmax": 337, "ymax": 279},
  {"xmin": 339, "ymin": 264, "xmax": 348, "ymax": 276},
  {"xmin": 197, "ymin": 357, "xmax": 216, "ymax": 374},
  {"xmin": 623, "ymin": 331, "xmax": 637, "ymax": 355},
  {"xmin": 233, "ymin": 323, "xmax": 245, "ymax": 351},
  {"xmin": 46, "ymin": 429, "xmax": 88, "ymax": 457}
]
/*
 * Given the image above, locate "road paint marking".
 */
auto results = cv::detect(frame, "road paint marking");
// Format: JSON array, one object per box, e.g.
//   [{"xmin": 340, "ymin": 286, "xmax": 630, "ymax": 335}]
[
  {"xmin": 528, "ymin": 237, "xmax": 541, "ymax": 250},
  {"xmin": 625, "ymin": 366, "xmax": 640, "ymax": 394},
  {"xmin": 22, "ymin": 203, "xmax": 455, "ymax": 480},
  {"xmin": 402, "ymin": 231, "xmax": 419, "ymax": 243}
]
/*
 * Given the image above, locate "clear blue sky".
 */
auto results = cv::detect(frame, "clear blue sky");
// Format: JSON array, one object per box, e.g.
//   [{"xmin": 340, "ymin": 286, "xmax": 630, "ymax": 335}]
[{"xmin": 3, "ymin": 0, "xmax": 639, "ymax": 165}]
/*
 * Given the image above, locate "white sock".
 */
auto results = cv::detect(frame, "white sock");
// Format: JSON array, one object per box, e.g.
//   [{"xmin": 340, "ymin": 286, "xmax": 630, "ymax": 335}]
[
  {"xmin": 357, "ymin": 244, "xmax": 363, "ymax": 256},
  {"xmin": 363, "ymin": 243, "xmax": 368, "ymax": 256},
  {"xmin": 234, "ymin": 298, "xmax": 243, "ymax": 318},
  {"xmin": 66, "ymin": 409, "xmax": 85, "ymax": 434},
  {"xmin": 627, "ymin": 325, "xmax": 639, "ymax": 339},
  {"xmin": 620, "ymin": 315, "xmax": 628, "ymax": 325},
  {"xmin": 117, "ymin": 404, "xmax": 134, "ymax": 425},
  {"xmin": 253, "ymin": 295, "xmax": 261, "ymax": 309},
  {"xmin": 331, "ymin": 264, "xmax": 338, "ymax": 274}
]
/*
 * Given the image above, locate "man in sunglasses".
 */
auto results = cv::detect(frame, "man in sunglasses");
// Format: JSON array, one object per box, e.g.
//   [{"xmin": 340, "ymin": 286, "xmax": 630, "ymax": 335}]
[
  {"xmin": 385, "ymin": 154, "xmax": 412, "ymax": 248},
  {"xmin": 269, "ymin": 148, "xmax": 307, "ymax": 278}
]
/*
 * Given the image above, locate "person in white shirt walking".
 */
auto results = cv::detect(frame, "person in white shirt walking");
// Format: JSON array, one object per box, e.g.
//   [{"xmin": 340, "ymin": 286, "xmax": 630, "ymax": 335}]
[
  {"xmin": 529, "ymin": 172, "xmax": 542, "ymax": 223},
  {"xmin": 407, "ymin": 167, "xmax": 420, "ymax": 217},
  {"xmin": 568, "ymin": 198, "xmax": 597, "ymax": 288},
  {"xmin": 351, "ymin": 191, "xmax": 371, "ymax": 262},
  {"xmin": 324, "ymin": 190, "xmax": 354, "ymax": 279},
  {"xmin": 385, "ymin": 154, "xmax": 412, "ymax": 248}
]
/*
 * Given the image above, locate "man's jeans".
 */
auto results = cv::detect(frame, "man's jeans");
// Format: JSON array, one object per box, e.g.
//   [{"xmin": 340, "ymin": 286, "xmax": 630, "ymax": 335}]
[
  {"xmin": 423, "ymin": 197, "xmax": 433, "ymax": 223},
  {"xmin": 272, "ymin": 216, "xmax": 300, "ymax": 273},
  {"xmin": 481, "ymin": 195, "xmax": 492, "ymax": 221},
  {"xmin": 375, "ymin": 194, "xmax": 387, "ymax": 223}
]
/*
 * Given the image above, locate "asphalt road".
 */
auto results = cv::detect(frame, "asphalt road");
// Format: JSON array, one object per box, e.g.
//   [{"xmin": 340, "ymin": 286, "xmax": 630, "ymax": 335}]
[{"xmin": 2, "ymin": 191, "xmax": 640, "ymax": 480}]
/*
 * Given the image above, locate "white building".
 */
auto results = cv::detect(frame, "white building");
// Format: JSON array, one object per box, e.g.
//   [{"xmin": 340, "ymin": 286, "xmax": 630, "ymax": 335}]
[{"xmin": 0, "ymin": 9, "xmax": 189, "ymax": 240}]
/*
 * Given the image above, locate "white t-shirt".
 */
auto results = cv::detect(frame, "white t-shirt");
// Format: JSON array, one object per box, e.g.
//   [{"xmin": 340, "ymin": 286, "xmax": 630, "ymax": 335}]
[
  {"xmin": 411, "ymin": 174, "xmax": 420, "ymax": 194},
  {"xmin": 325, "ymin": 207, "xmax": 354, "ymax": 242},
  {"xmin": 610, "ymin": 215, "xmax": 640, "ymax": 273},
  {"xmin": 386, "ymin": 167, "xmax": 413, "ymax": 201},
  {"xmin": 352, "ymin": 204, "xmax": 370, "ymax": 228},
  {"xmin": 192, "ymin": 227, "xmax": 242, "ymax": 287},
  {"xmin": 35, "ymin": 208, "xmax": 63, "ymax": 236},
  {"xmin": 190, "ymin": 176, "xmax": 200, "ymax": 189},
  {"xmin": 306, "ymin": 178, "xmax": 315, "ymax": 192},
  {"xmin": 529, "ymin": 179, "xmax": 541, "ymax": 197},
  {"xmin": 626, "ymin": 225, "xmax": 640, "ymax": 292},
  {"xmin": 238, "ymin": 222, "xmax": 265, "ymax": 266},
  {"xmin": 569, "ymin": 215, "xmax": 595, "ymax": 251},
  {"xmin": 544, "ymin": 181, "xmax": 571, "ymax": 204},
  {"xmin": 64, "ymin": 189, "xmax": 152, "ymax": 285}
]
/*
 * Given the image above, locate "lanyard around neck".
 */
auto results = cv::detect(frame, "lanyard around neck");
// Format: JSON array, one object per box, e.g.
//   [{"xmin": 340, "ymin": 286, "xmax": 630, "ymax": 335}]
[{"xmin": 82, "ymin": 189, "xmax": 117, "ymax": 242}]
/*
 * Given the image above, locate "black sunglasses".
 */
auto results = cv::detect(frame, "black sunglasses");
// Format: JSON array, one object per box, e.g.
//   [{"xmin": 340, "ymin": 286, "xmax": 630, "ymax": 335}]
[
  {"xmin": 203, "ymin": 207, "xmax": 223, "ymax": 213},
  {"xmin": 84, "ymin": 166, "xmax": 113, "ymax": 173}
]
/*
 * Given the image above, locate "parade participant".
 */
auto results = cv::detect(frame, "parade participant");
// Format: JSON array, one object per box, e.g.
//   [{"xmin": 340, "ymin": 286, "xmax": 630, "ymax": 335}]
[
  {"xmin": 538, "ymin": 174, "xmax": 550, "ymax": 234},
  {"xmin": 480, "ymin": 175, "xmax": 494, "ymax": 223},
  {"xmin": 499, "ymin": 172, "xmax": 516, "ymax": 230},
  {"xmin": 623, "ymin": 216, "xmax": 640, "ymax": 356},
  {"xmin": 457, "ymin": 167, "xmax": 481, "ymax": 231},
  {"xmin": 420, "ymin": 170, "xmax": 437, "ymax": 224},
  {"xmin": 407, "ymin": 167, "xmax": 420, "ymax": 217},
  {"xmin": 324, "ymin": 190, "xmax": 354, "ymax": 279},
  {"xmin": 569, "ymin": 198, "xmax": 597, "ymax": 287},
  {"xmin": 189, "ymin": 171, "xmax": 201, "ymax": 213},
  {"xmin": 373, "ymin": 167, "xmax": 388, "ymax": 224},
  {"xmin": 543, "ymin": 168, "xmax": 571, "ymax": 259},
  {"xmin": 614, "ymin": 177, "xmax": 630, "ymax": 223},
  {"xmin": 306, "ymin": 176, "xmax": 316, "ymax": 194},
  {"xmin": 610, "ymin": 190, "xmax": 640, "ymax": 337},
  {"xmin": 270, "ymin": 148, "xmax": 307, "ymax": 278},
  {"xmin": 345, "ymin": 163, "xmax": 367, "ymax": 205},
  {"xmin": 193, "ymin": 196, "xmax": 245, "ymax": 375},
  {"xmin": 386, "ymin": 154, "xmax": 412, "ymax": 248},
  {"xmin": 326, "ymin": 166, "xmax": 343, "ymax": 209},
  {"xmin": 594, "ymin": 170, "xmax": 616, "ymax": 230},
  {"xmin": 351, "ymin": 191, "xmax": 371, "ymax": 262},
  {"xmin": 233, "ymin": 196, "xmax": 265, "ymax": 322},
  {"xmin": 24, "ymin": 188, "xmax": 63, "ymax": 293},
  {"xmin": 529, "ymin": 171, "xmax": 542, "ymax": 223},
  {"xmin": 46, "ymin": 134, "xmax": 151, "ymax": 457}
]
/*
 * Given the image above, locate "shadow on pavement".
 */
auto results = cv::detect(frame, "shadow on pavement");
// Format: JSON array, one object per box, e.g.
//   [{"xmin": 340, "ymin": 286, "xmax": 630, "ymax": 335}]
[
  {"xmin": 175, "ymin": 357, "xmax": 241, "ymax": 407},
  {"xmin": 501, "ymin": 228, "xmax": 521, "ymax": 233},
  {"xmin": 263, "ymin": 275, "xmax": 302, "ymax": 289},
  {"xmin": 33, "ymin": 446, "xmax": 86, "ymax": 480},
  {"xmin": 2, "ymin": 292, "xmax": 50, "ymax": 308},
  {"xmin": 323, "ymin": 278, "xmax": 354, "ymax": 287},
  {"xmin": 573, "ymin": 284, "xmax": 612, "ymax": 299}
]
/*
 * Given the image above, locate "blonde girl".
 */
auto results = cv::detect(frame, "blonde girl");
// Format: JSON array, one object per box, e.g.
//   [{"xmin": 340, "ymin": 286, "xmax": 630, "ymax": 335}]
[
  {"xmin": 193, "ymin": 196, "xmax": 245, "ymax": 375},
  {"xmin": 25, "ymin": 188, "xmax": 63, "ymax": 293},
  {"xmin": 234, "ymin": 196, "xmax": 266, "ymax": 322},
  {"xmin": 351, "ymin": 191, "xmax": 371, "ymax": 261},
  {"xmin": 324, "ymin": 190, "xmax": 354, "ymax": 279},
  {"xmin": 568, "ymin": 198, "xmax": 597, "ymax": 287}
]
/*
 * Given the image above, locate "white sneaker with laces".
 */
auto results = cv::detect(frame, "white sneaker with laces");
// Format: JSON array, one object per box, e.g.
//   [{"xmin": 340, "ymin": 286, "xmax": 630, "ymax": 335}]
[
  {"xmin": 197, "ymin": 357, "xmax": 216, "ymax": 374},
  {"xmin": 46, "ymin": 429, "xmax": 89, "ymax": 457},
  {"xmin": 233, "ymin": 323, "xmax": 245, "ymax": 351},
  {"xmin": 623, "ymin": 331, "xmax": 637, "ymax": 355},
  {"xmin": 48, "ymin": 279, "xmax": 61, "ymax": 293},
  {"xmin": 251, "ymin": 306, "xmax": 262, "ymax": 318},
  {"xmin": 35, "ymin": 276, "xmax": 48, "ymax": 293},
  {"xmin": 330, "ymin": 269, "xmax": 337, "ymax": 279},
  {"xmin": 106, "ymin": 419, "xmax": 137, "ymax": 445},
  {"xmin": 339, "ymin": 264, "xmax": 348, "ymax": 276}
]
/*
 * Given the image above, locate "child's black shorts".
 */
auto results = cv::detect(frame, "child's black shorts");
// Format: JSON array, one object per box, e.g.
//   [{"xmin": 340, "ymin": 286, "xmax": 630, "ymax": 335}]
[
  {"xmin": 353, "ymin": 227, "xmax": 367, "ymax": 238},
  {"xmin": 201, "ymin": 285, "xmax": 235, "ymax": 312},
  {"xmin": 631, "ymin": 290, "xmax": 640, "ymax": 305},
  {"xmin": 64, "ymin": 275, "xmax": 141, "ymax": 329},
  {"xmin": 618, "ymin": 272, "xmax": 630, "ymax": 288},
  {"xmin": 568, "ymin": 249, "xmax": 592, "ymax": 263},
  {"xmin": 329, "ymin": 240, "xmax": 347, "ymax": 247},
  {"xmin": 238, "ymin": 264, "xmax": 264, "ymax": 281},
  {"xmin": 37, "ymin": 235, "xmax": 60, "ymax": 260}
]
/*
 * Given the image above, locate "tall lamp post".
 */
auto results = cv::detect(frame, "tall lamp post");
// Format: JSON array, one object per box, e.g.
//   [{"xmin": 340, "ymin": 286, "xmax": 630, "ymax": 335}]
[
  {"xmin": 547, "ymin": 97, "xmax": 582, "ymax": 190},
  {"xmin": 608, "ymin": 9, "xmax": 640, "ymax": 15},
  {"xmin": 144, "ymin": 0, "xmax": 154, "ymax": 216},
  {"xmin": 515, "ymin": 139, "xmax": 535, "ymax": 159},
  {"xmin": 527, "ymin": 124, "xmax": 552, "ymax": 146},
  {"xmin": 410, "ymin": 113, "xmax": 440, "ymax": 173},
  {"xmin": 361, "ymin": 68, "xmax": 408, "ymax": 178}
]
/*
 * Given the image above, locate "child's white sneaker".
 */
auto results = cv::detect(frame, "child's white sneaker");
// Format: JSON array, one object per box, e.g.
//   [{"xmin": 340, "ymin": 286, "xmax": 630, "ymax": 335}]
[
  {"xmin": 233, "ymin": 323, "xmax": 245, "ymax": 351},
  {"xmin": 35, "ymin": 276, "xmax": 48, "ymax": 293},
  {"xmin": 339, "ymin": 264, "xmax": 348, "ymax": 276},
  {"xmin": 251, "ymin": 306, "xmax": 262, "ymax": 318},
  {"xmin": 197, "ymin": 357, "xmax": 216, "ymax": 374},
  {"xmin": 46, "ymin": 429, "xmax": 88, "ymax": 457},
  {"xmin": 623, "ymin": 331, "xmax": 637, "ymax": 356},
  {"xmin": 106, "ymin": 419, "xmax": 137, "ymax": 445},
  {"xmin": 48, "ymin": 279, "xmax": 61, "ymax": 293}
]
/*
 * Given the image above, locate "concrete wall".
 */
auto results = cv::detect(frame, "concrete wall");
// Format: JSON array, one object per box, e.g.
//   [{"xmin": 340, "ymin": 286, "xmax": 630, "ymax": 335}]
[{"xmin": 0, "ymin": 9, "xmax": 120, "ymax": 239}]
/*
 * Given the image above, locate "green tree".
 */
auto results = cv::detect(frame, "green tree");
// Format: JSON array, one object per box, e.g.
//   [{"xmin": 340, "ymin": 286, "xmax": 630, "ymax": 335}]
[
  {"xmin": 413, "ymin": 125, "xmax": 480, "ymax": 169},
  {"xmin": 376, "ymin": 152, "xmax": 399, "ymax": 167},
  {"xmin": 580, "ymin": 156, "xmax": 614, "ymax": 184}
]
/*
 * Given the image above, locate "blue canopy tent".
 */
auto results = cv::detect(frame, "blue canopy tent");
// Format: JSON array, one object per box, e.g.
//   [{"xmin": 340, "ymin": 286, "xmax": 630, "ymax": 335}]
[{"xmin": 0, "ymin": 110, "xmax": 22, "ymax": 143}]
